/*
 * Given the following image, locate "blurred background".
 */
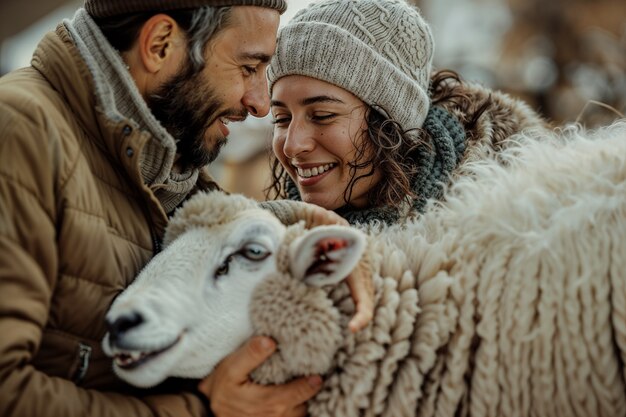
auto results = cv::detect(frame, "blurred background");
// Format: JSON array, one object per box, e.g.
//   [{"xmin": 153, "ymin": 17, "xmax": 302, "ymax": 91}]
[{"xmin": 2, "ymin": 0, "xmax": 624, "ymax": 200}]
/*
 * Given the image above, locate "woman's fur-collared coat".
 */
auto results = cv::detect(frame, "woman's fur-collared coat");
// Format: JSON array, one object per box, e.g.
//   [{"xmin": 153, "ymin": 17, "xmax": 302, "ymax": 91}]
[{"xmin": 269, "ymin": 79, "xmax": 550, "ymax": 226}]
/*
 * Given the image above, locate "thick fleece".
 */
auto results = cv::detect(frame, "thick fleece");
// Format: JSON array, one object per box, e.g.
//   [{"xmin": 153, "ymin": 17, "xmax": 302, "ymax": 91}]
[{"xmin": 250, "ymin": 121, "xmax": 626, "ymax": 417}]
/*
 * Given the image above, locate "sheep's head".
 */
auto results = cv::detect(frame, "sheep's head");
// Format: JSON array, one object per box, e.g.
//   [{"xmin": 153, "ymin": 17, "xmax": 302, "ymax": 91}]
[{"xmin": 102, "ymin": 191, "xmax": 366, "ymax": 388}]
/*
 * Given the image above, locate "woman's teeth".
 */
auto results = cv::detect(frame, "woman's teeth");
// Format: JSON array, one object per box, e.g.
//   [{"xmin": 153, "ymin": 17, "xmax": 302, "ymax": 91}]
[{"xmin": 296, "ymin": 163, "xmax": 336, "ymax": 178}]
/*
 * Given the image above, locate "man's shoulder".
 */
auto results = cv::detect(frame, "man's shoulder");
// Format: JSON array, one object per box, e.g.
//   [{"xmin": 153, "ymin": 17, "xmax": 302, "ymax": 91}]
[
  {"xmin": 0, "ymin": 67, "xmax": 80, "ymax": 144},
  {"xmin": 0, "ymin": 67, "xmax": 85, "ymax": 185},
  {"xmin": 0, "ymin": 68, "xmax": 57, "ymax": 131}
]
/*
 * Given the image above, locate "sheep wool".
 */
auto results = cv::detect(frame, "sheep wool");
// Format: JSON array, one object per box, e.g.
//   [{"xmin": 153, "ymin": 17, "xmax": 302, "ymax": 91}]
[
  {"xmin": 249, "ymin": 121, "xmax": 626, "ymax": 417},
  {"xmin": 103, "ymin": 122, "xmax": 626, "ymax": 417}
]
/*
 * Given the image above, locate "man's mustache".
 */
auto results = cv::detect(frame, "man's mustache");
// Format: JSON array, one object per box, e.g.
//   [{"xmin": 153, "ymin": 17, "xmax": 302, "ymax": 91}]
[{"xmin": 211, "ymin": 108, "xmax": 249, "ymax": 126}]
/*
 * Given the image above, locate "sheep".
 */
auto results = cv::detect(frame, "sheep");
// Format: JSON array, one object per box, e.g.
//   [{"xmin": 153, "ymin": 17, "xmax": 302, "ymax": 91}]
[{"xmin": 103, "ymin": 121, "xmax": 626, "ymax": 417}]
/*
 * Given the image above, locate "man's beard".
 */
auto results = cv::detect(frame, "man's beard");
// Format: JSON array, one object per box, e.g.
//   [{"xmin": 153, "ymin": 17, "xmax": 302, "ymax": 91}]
[{"xmin": 147, "ymin": 63, "xmax": 247, "ymax": 171}]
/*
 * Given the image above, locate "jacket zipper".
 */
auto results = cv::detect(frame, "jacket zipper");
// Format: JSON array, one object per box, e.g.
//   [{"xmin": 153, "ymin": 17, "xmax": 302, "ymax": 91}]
[
  {"xmin": 140, "ymin": 197, "xmax": 162, "ymax": 256},
  {"xmin": 150, "ymin": 224, "xmax": 162, "ymax": 255},
  {"xmin": 72, "ymin": 342, "xmax": 92, "ymax": 384}
]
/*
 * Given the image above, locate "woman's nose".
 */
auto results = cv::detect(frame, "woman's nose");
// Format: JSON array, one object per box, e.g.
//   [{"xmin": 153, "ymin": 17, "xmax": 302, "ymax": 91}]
[{"xmin": 282, "ymin": 121, "xmax": 316, "ymax": 158}]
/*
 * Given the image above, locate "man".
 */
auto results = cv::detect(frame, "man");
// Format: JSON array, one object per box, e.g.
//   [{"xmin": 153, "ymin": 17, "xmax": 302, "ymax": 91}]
[{"xmin": 0, "ymin": 1, "xmax": 373, "ymax": 416}]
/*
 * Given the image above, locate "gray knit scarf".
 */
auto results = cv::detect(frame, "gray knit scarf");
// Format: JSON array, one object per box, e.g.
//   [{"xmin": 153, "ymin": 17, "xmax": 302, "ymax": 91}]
[
  {"xmin": 285, "ymin": 106, "xmax": 466, "ymax": 225},
  {"xmin": 64, "ymin": 9, "xmax": 199, "ymax": 214}
]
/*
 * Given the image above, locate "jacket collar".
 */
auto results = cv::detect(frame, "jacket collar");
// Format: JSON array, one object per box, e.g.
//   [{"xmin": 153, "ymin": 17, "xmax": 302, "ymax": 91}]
[{"xmin": 31, "ymin": 9, "xmax": 201, "ymax": 214}]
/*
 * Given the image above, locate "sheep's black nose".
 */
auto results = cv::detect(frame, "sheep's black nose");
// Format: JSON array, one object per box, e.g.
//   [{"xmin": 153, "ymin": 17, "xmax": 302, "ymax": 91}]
[{"xmin": 107, "ymin": 312, "xmax": 144, "ymax": 343}]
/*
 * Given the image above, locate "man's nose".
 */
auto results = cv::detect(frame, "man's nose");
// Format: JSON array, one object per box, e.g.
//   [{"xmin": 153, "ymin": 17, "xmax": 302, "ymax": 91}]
[{"xmin": 242, "ymin": 76, "xmax": 270, "ymax": 117}]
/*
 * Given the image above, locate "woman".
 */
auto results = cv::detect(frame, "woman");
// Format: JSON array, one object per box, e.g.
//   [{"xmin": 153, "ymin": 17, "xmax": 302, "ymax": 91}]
[{"xmin": 267, "ymin": 0, "xmax": 548, "ymax": 225}]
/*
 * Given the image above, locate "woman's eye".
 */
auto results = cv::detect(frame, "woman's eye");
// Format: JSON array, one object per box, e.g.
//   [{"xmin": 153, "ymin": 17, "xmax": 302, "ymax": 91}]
[
  {"xmin": 271, "ymin": 116, "xmax": 291, "ymax": 126},
  {"xmin": 312, "ymin": 113, "xmax": 336, "ymax": 122},
  {"xmin": 241, "ymin": 243, "xmax": 270, "ymax": 261}
]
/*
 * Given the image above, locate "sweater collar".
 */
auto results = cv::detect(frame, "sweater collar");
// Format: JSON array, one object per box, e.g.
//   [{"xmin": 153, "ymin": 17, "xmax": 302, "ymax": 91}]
[{"xmin": 63, "ymin": 8, "xmax": 198, "ymax": 214}]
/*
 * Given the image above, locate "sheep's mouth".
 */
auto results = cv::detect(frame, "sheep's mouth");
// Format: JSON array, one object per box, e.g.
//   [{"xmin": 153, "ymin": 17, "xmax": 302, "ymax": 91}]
[{"xmin": 113, "ymin": 335, "xmax": 182, "ymax": 370}]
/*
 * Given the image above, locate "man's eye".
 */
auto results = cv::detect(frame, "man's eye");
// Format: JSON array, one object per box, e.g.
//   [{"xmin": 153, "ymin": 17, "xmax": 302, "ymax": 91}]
[
  {"xmin": 241, "ymin": 243, "xmax": 270, "ymax": 261},
  {"xmin": 243, "ymin": 66, "xmax": 257, "ymax": 75}
]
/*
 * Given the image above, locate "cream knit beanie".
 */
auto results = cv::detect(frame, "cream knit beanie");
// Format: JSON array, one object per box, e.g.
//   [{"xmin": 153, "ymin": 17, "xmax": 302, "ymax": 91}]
[{"xmin": 267, "ymin": 0, "xmax": 434, "ymax": 130}]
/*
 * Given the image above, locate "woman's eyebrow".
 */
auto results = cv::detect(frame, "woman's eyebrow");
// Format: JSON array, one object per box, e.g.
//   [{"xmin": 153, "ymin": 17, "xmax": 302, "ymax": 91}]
[{"xmin": 301, "ymin": 96, "xmax": 344, "ymax": 106}]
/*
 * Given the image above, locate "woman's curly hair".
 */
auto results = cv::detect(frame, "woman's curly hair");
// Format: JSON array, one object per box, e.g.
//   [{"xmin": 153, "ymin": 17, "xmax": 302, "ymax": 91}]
[{"xmin": 266, "ymin": 70, "xmax": 490, "ymax": 207}]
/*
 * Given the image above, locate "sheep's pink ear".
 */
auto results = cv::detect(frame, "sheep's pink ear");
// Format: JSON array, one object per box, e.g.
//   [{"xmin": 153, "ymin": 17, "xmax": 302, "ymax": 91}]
[{"xmin": 288, "ymin": 226, "xmax": 366, "ymax": 287}]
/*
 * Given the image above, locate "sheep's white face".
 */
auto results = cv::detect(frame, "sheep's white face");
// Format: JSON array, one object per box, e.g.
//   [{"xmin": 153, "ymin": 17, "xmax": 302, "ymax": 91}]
[{"xmin": 102, "ymin": 209, "xmax": 287, "ymax": 388}]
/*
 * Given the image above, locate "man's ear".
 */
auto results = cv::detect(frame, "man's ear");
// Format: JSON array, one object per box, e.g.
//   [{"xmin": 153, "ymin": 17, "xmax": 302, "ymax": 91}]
[
  {"xmin": 288, "ymin": 226, "xmax": 366, "ymax": 287},
  {"xmin": 136, "ymin": 14, "xmax": 184, "ymax": 74}
]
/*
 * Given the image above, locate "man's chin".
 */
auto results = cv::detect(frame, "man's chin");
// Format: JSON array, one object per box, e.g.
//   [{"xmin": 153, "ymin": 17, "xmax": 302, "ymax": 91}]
[
  {"xmin": 175, "ymin": 136, "xmax": 225, "ymax": 170},
  {"xmin": 205, "ymin": 136, "xmax": 228, "ymax": 164}
]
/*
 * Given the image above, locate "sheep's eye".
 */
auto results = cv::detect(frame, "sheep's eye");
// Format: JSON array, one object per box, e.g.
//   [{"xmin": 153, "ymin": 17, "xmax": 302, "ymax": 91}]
[
  {"xmin": 215, "ymin": 256, "xmax": 232, "ymax": 277},
  {"xmin": 241, "ymin": 243, "xmax": 270, "ymax": 261}
]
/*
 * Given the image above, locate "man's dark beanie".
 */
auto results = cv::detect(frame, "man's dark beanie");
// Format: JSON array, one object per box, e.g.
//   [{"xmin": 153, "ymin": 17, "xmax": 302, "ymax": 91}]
[{"xmin": 84, "ymin": 0, "xmax": 287, "ymax": 18}]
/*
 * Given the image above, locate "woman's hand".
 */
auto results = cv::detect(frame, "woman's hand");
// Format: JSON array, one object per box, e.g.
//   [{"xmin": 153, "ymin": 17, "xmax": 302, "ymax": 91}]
[
  {"xmin": 198, "ymin": 336, "xmax": 323, "ymax": 417},
  {"xmin": 301, "ymin": 204, "xmax": 374, "ymax": 333},
  {"xmin": 345, "ymin": 259, "xmax": 374, "ymax": 333}
]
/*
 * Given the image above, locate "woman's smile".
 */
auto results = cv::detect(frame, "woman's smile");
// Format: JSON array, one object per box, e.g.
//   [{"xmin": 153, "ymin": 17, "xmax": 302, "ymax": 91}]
[
  {"xmin": 272, "ymin": 75, "xmax": 380, "ymax": 210},
  {"xmin": 293, "ymin": 162, "xmax": 337, "ymax": 186}
]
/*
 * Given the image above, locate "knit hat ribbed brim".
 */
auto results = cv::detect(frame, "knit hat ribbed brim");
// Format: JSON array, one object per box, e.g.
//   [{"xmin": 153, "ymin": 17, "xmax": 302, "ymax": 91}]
[
  {"xmin": 85, "ymin": 0, "xmax": 287, "ymax": 18},
  {"xmin": 268, "ymin": 0, "xmax": 434, "ymax": 131}
]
